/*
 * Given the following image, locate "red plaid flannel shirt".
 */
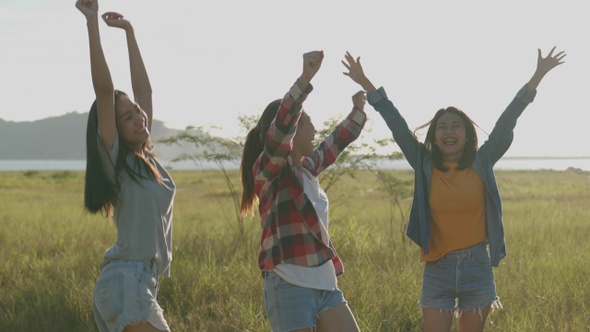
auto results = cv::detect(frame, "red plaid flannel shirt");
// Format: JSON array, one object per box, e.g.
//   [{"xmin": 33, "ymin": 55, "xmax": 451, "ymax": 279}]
[{"xmin": 253, "ymin": 80, "xmax": 367, "ymax": 275}]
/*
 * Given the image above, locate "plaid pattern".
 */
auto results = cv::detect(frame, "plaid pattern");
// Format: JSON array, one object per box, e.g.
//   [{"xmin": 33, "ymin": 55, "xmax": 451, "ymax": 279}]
[{"xmin": 253, "ymin": 80, "xmax": 367, "ymax": 275}]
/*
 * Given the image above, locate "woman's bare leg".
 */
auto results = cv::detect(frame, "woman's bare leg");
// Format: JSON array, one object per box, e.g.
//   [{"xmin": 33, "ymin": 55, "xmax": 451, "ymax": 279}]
[
  {"xmin": 457, "ymin": 303, "xmax": 491, "ymax": 332},
  {"xmin": 316, "ymin": 303, "xmax": 360, "ymax": 332},
  {"xmin": 422, "ymin": 307, "xmax": 453, "ymax": 332}
]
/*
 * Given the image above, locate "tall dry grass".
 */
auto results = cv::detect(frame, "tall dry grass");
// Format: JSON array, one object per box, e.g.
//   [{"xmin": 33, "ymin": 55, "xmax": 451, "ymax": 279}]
[{"xmin": 0, "ymin": 169, "xmax": 589, "ymax": 331}]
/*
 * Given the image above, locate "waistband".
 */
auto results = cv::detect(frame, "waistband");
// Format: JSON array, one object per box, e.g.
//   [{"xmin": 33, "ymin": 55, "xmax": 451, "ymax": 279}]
[
  {"xmin": 101, "ymin": 259, "xmax": 159, "ymax": 276},
  {"xmin": 443, "ymin": 241, "xmax": 488, "ymax": 259}
]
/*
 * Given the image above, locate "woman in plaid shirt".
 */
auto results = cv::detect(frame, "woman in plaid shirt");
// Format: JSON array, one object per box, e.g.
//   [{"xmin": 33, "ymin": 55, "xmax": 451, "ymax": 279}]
[{"xmin": 240, "ymin": 51, "xmax": 366, "ymax": 332}]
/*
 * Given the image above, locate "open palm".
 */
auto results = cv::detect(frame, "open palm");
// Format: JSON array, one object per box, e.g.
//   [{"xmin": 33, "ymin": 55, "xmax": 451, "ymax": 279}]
[{"xmin": 537, "ymin": 47, "xmax": 566, "ymax": 75}]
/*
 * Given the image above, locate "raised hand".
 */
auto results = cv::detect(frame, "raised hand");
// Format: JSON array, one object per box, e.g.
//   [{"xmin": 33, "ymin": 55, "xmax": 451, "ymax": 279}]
[
  {"xmin": 75, "ymin": 0, "xmax": 98, "ymax": 18},
  {"xmin": 299, "ymin": 51, "xmax": 324, "ymax": 86},
  {"xmin": 536, "ymin": 46, "xmax": 566, "ymax": 75},
  {"xmin": 527, "ymin": 46, "xmax": 566, "ymax": 92},
  {"xmin": 351, "ymin": 90, "xmax": 366, "ymax": 111},
  {"xmin": 102, "ymin": 12, "xmax": 131, "ymax": 30},
  {"xmin": 342, "ymin": 52, "xmax": 366, "ymax": 84},
  {"xmin": 342, "ymin": 51, "xmax": 376, "ymax": 92}
]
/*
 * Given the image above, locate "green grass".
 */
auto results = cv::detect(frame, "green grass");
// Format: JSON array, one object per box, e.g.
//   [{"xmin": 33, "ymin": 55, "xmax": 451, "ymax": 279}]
[{"xmin": 0, "ymin": 169, "xmax": 589, "ymax": 331}]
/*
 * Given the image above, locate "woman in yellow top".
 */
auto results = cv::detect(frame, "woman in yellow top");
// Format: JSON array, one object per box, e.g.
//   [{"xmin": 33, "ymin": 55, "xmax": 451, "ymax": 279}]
[{"xmin": 343, "ymin": 48, "xmax": 565, "ymax": 332}]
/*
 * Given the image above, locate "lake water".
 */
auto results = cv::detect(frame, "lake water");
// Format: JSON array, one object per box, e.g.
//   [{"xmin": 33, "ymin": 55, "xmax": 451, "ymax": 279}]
[{"xmin": 1, "ymin": 158, "xmax": 589, "ymax": 172}]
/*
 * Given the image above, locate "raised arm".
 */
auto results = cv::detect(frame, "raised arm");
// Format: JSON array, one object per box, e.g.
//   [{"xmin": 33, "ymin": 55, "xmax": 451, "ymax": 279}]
[
  {"xmin": 482, "ymin": 47, "xmax": 567, "ymax": 162},
  {"xmin": 343, "ymin": 52, "xmax": 424, "ymax": 169},
  {"xmin": 297, "ymin": 50, "xmax": 324, "ymax": 89},
  {"xmin": 342, "ymin": 51, "xmax": 376, "ymax": 93},
  {"xmin": 76, "ymin": 0, "xmax": 116, "ymax": 149},
  {"xmin": 254, "ymin": 51, "xmax": 323, "ymax": 183},
  {"xmin": 527, "ymin": 46, "xmax": 566, "ymax": 93},
  {"xmin": 102, "ymin": 12, "xmax": 153, "ymax": 132}
]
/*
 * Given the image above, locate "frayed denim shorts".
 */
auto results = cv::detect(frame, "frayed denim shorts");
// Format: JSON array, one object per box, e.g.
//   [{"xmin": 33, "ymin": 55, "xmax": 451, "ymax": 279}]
[
  {"xmin": 263, "ymin": 271, "xmax": 347, "ymax": 332},
  {"xmin": 93, "ymin": 260, "xmax": 169, "ymax": 332},
  {"xmin": 419, "ymin": 242, "xmax": 500, "ymax": 315}
]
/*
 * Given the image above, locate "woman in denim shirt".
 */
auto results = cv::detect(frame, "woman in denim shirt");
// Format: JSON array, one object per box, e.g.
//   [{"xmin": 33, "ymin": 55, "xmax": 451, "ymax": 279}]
[{"xmin": 343, "ymin": 48, "xmax": 565, "ymax": 331}]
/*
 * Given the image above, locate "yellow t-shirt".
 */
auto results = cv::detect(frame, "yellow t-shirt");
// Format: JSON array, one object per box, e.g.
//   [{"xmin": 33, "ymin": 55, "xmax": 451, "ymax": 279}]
[{"xmin": 421, "ymin": 162, "xmax": 487, "ymax": 262}]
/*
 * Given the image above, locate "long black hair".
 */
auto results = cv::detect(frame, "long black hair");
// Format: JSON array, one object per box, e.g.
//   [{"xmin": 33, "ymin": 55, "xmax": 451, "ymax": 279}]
[
  {"xmin": 84, "ymin": 90, "xmax": 162, "ymax": 215},
  {"xmin": 239, "ymin": 99, "xmax": 282, "ymax": 216}
]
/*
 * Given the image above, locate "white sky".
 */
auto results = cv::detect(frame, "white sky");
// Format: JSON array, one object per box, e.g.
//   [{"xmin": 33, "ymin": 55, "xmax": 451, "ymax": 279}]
[{"xmin": 0, "ymin": 0, "xmax": 587, "ymax": 157}]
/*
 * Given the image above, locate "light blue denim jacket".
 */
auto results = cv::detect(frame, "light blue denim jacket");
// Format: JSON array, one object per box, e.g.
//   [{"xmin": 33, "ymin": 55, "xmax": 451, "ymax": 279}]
[{"xmin": 367, "ymin": 84, "xmax": 536, "ymax": 267}]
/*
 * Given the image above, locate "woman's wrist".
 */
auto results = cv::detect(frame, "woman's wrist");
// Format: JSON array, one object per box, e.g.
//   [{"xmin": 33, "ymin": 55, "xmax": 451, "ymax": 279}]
[
  {"xmin": 360, "ymin": 78, "xmax": 376, "ymax": 92},
  {"xmin": 86, "ymin": 15, "xmax": 99, "ymax": 25},
  {"xmin": 123, "ymin": 21, "xmax": 134, "ymax": 31},
  {"xmin": 297, "ymin": 75, "xmax": 312, "ymax": 90}
]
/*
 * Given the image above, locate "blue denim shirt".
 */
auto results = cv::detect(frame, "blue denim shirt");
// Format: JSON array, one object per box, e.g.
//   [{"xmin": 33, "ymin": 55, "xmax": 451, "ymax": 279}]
[{"xmin": 367, "ymin": 84, "xmax": 536, "ymax": 267}]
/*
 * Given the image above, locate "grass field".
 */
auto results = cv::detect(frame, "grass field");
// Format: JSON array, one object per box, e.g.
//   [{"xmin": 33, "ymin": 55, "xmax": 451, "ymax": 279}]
[{"xmin": 0, "ymin": 168, "xmax": 589, "ymax": 331}]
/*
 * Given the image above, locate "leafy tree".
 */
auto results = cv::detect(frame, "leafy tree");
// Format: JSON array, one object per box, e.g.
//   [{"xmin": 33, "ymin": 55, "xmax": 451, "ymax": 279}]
[
  {"xmin": 158, "ymin": 124, "xmax": 246, "ymax": 234},
  {"xmin": 158, "ymin": 114, "xmax": 412, "ymax": 240},
  {"xmin": 313, "ymin": 116, "xmax": 402, "ymax": 192},
  {"xmin": 314, "ymin": 117, "xmax": 411, "ymax": 236}
]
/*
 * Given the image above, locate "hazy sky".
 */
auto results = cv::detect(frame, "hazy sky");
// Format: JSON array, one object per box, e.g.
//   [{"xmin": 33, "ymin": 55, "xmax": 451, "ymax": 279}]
[{"xmin": 0, "ymin": 0, "xmax": 587, "ymax": 157}]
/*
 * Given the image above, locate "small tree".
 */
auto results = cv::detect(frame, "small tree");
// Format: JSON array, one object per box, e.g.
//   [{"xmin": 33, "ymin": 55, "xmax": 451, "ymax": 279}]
[
  {"xmin": 315, "ymin": 116, "xmax": 412, "ymax": 240},
  {"xmin": 159, "ymin": 114, "xmax": 412, "ymax": 241},
  {"xmin": 158, "ymin": 125, "xmax": 246, "ymax": 234}
]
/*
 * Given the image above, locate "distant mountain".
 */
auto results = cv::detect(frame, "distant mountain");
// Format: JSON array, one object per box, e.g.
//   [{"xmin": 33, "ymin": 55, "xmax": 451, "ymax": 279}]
[{"xmin": 0, "ymin": 112, "xmax": 196, "ymax": 160}]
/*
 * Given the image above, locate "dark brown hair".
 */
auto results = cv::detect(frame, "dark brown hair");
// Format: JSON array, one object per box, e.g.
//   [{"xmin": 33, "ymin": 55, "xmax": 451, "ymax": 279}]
[
  {"xmin": 239, "ymin": 99, "xmax": 282, "ymax": 216},
  {"xmin": 84, "ymin": 90, "xmax": 162, "ymax": 215}
]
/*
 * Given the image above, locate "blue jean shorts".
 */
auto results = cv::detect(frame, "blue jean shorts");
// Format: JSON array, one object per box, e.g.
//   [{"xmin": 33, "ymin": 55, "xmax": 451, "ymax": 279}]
[
  {"xmin": 419, "ymin": 242, "xmax": 500, "ymax": 314},
  {"xmin": 93, "ymin": 260, "xmax": 169, "ymax": 332},
  {"xmin": 263, "ymin": 271, "xmax": 347, "ymax": 332}
]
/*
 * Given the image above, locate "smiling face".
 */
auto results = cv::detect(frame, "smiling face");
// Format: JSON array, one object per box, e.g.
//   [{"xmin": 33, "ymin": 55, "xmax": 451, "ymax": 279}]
[
  {"xmin": 115, "ymin": 94, "xmax": 150, "ymax": 151},
  {"xmin": 434, "ymin": 111, "xmax": 467, "ymax": 162},
  {"xmin": 293, "ymin": 111, "xmax": 316, "ymax": 158}
]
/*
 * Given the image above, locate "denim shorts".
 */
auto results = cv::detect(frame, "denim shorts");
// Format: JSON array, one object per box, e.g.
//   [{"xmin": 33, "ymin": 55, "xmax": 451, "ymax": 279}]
[
  {"xmin": 93, "ymin": 260, "xmax": 169, "ymax": 332},
  {"xmin": 263, "ymin": 271, "xmax": 347, "ymax": 332},
  {"xmin": 419, "ymin": 242, "xmax": 500, "ymax": 314}
]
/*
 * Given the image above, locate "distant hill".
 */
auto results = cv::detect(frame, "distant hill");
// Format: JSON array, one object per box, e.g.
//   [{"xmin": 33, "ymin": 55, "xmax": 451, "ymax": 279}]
[{"xmin": 0, "ymin": 112, "xmax": 196, "ymax": 160}]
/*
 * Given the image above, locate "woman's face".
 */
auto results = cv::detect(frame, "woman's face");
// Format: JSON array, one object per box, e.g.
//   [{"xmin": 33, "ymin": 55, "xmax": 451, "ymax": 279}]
[
  {"xmin": 434, "ymin": 111, "xmax": 466, "ymax": 162},
  {"xmin": 115, "ymin": 94, "xmax": 149, "ymax": 151},
  {"xmin": 293, "ymin": 111, "xmax": 316, "ymax": 157}
]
